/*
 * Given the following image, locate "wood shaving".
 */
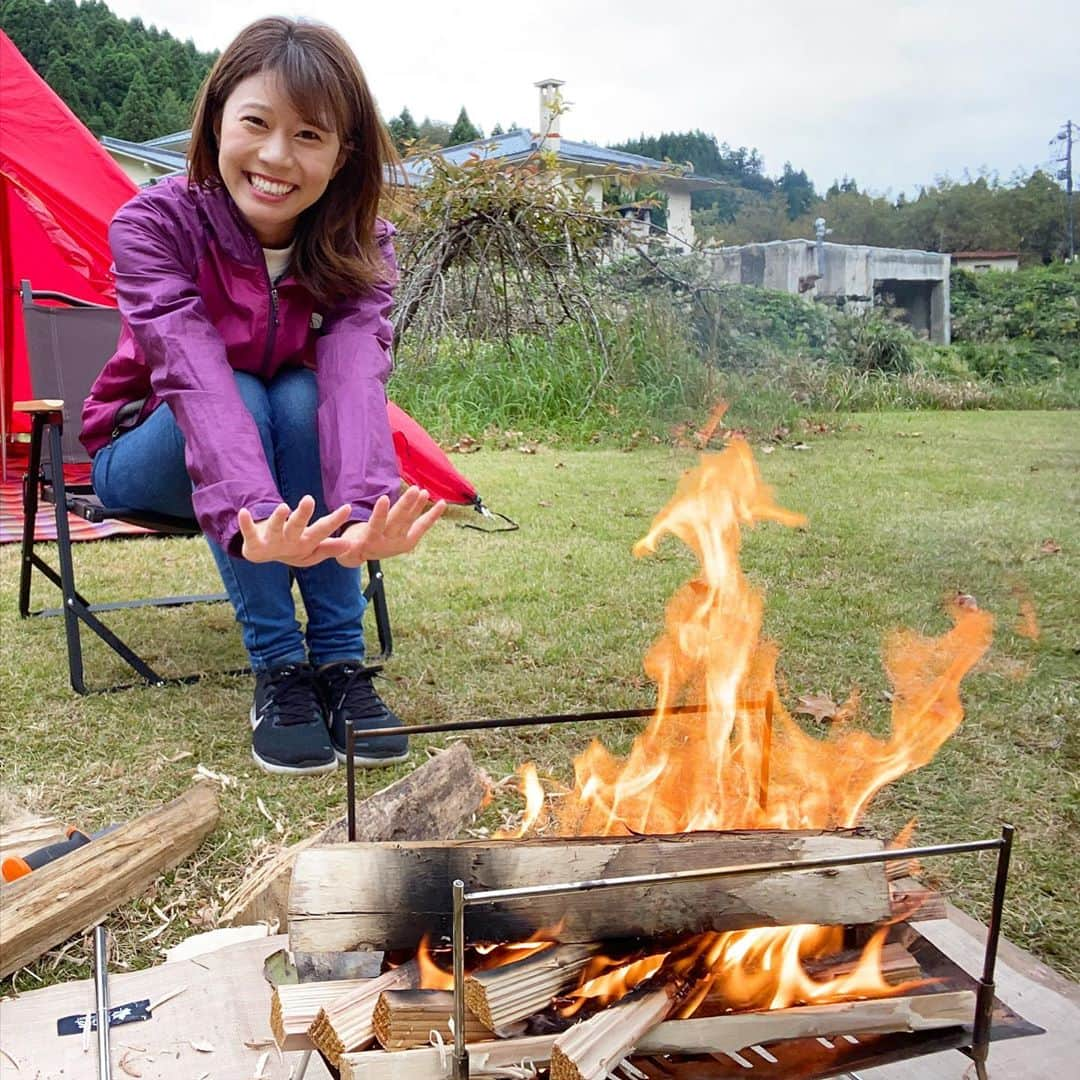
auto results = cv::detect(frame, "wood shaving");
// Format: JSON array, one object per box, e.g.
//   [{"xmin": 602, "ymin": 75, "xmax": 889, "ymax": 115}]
[
  {"xmin": 147, "ymin": 985, "xmax": 187, "ymax": 1012},
  {"xmin": 195, "ymin": 764, "xmax": 236, "ymax": 787},
  {"xmin": 252, "ymin": 1050, "xmax": 271, "ymax": 1078},
  {"xmin": 243, "ymin": 1039, "xmax": 275, "ymax": 1050},
  {"xmin": 118, "ymin": 1050, "xmax": 142, "ymax": 1077},
  {"xmin": 0, "ymin": 1046, "xmax": 19, "ymax": 1070},
  {"xmin": 189, "ymin": 1039, "xmax": 215, "ymax": 1052}
]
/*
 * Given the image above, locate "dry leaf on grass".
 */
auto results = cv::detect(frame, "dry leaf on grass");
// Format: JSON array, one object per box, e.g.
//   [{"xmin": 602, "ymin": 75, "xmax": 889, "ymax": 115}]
[
  {"xmin": 1040, "ymin": 538, "xmax": 1062, "ymax": 555},
  {"xmin": 795, "ymin": 692, "xmax": 841, "ymax": 723}
]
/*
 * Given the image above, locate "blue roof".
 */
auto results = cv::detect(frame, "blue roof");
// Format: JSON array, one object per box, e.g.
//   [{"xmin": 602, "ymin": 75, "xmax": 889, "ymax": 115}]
[
  {"xmin": 101, "ymin": 137, "xmax": 187, "ymax": 170},
  {"xmin": 407, "ymin": 131, "xmax": 718, "ymax": 189}
]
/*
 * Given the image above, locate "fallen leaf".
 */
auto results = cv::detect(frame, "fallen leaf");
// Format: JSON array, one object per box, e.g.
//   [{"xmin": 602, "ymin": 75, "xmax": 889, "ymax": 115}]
[
  {"xmin": 795, "ymin": 692, "xmax": 841, "ymax": 723},
  {"xmin": 190, "ymin": 1040, "xmax": 215, "ymax": 1053},
  {"xmin": 537, "ymin": 500, "xmax": 552, "ymax": 508},
  {"xmin": 1040, "ymin": 539, "xmax": 1062, "ymax": 555}
]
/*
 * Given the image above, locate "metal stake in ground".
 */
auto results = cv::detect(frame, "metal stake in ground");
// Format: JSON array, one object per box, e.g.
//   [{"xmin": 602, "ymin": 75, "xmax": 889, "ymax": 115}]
[{"xmin": 93, "ymin": 924, "xmax": 112, "ymax": 1080}]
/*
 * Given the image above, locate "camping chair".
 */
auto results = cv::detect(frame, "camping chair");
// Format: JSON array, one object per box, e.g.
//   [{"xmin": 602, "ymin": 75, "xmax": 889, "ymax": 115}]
[{"xmin": 16, "ymin": 281, "xmax": 392, "ymax": 694}]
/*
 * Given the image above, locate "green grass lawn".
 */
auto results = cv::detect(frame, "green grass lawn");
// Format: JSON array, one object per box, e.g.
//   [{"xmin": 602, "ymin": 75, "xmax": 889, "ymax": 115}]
[{"xmin": 1, "ymin": 409, "xmax": 1077, "ymax": 990}]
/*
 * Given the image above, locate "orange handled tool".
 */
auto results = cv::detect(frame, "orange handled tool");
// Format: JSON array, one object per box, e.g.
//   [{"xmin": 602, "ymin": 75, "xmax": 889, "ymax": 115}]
[{"xmin": 2, "ymin": 825, "xmax": 116, "ymax": 882}]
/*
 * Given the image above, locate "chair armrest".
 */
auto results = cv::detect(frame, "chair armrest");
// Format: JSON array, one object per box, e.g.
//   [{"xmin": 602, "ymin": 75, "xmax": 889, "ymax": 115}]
[{"xmin": 14, "ymin": 399, "xmax": 64, "ymax": 415}]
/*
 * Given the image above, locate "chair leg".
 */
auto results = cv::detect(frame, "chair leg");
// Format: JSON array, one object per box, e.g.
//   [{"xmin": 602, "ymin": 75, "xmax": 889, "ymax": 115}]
[{"xmin": 17, "ymin": 413, "xmax": 46, "ymax": 618}]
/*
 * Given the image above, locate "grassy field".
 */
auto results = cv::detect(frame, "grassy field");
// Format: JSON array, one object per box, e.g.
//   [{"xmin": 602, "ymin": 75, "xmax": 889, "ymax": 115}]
[{"xmin": 1, "ymin": 409, "xmax": 1077, "ymax": 990}]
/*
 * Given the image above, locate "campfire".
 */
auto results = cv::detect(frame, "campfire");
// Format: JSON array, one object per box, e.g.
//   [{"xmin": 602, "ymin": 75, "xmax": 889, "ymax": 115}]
[{"xmin": 283, "ymin": 437, "xmax": 1030, "ymax": 1079}]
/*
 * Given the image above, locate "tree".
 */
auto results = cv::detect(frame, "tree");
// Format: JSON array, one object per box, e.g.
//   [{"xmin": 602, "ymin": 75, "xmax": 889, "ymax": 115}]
[
  {"xmin": 116, "ymin": 69, "xmax": 160, "ymax": 141},
  {"xmin": 447, "ymin": 106, "xmax": 481, "ymax": 145},
  {"xmin": 387, "ymin": 106, "xmax": 420, "ymax": 151},
  {"xmin": 417, "ymin": 116, "xmax": 452, "ymax": 147},
  {"xmin": 490, "ymin": 122, "xmax": 504, "ymax": 137},
  {"xmin": 778, "ymin": 162, "xmax": 816, "ymax": 220}
]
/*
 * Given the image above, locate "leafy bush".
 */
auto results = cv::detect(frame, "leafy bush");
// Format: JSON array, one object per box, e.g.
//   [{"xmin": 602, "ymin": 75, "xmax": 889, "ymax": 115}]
[{"xmin": 827, "ymin": 310, "xmax": 915, "ymax": 374}]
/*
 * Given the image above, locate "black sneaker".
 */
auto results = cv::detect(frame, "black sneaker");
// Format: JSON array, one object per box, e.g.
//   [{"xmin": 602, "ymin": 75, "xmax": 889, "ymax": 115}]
[
  {"xmin": 320, "ymin": 662, "xmax": 409, "ymax": 766},
  {"xmin": 250, "ymin": 663, "xmax": 337, "ymax": 775}
]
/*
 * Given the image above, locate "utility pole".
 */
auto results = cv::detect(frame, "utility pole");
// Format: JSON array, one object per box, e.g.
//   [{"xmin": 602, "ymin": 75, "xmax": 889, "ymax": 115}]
[{"xmin": 1053, "ymin": 121, "xmax": 1076, "ymax": 260}]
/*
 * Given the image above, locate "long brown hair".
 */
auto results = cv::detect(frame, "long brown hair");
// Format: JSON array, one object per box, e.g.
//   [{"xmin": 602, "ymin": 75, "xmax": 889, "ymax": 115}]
[{"xmin": 188, "ymin": 17, "xmax": 401, "ymax": 303}]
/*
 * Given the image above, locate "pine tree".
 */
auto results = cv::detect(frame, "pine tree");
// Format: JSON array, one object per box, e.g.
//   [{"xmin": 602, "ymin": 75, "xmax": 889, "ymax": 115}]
[
  {"xmin": 448, "ymin": 106, "xmax": 481, "ymax": 145},
  {"xmin": 387, "ymin": 106, "xmax": 420, "ymax": 150},
  {"xmin": 116, "ymin": 69, "xmax": 160, "ymax": 141},
  {"xmin": 490, "ymin": 122, "xmax": 504, "ymax": 137}
]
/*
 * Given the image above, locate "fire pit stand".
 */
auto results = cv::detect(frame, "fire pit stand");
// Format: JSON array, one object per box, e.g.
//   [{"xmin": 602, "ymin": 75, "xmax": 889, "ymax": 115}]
[{"xmin": 447, "ymin": 827, "xmax": 1017, "ymax": 1080}]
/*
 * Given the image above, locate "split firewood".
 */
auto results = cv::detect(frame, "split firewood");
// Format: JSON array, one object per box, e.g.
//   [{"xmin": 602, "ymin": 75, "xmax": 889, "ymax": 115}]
[
  {"xmin": 338, "ymin": 989, "xmax": 975, "ymax": 1080},
  {"xmin": 307, "ymin": 960, "xmax": 419, "ymax": 1066},
  {"xmin": 290, "ymin": 829, "xmax": 891, "ymax": 952},
  {"xmin": 633, "ymin": 988, "xmax": 977, "ymax": 1053},
  {"xmin": 550, "ymin": 985, "xmax": 674, "ymax": 1080},
  {"xmin": 465, "ymin": 943, "xmax": 601, "ymax": 1029},
  {"xmin": 891, "ymin": 877, "xmax": 947, "ymax": 921},
  {"xmin": 802, "ymin": 941, "xmax": 920, "ymax": 986},
  {"xmin": 0, "ymin": 783, "xmax": 219, "ymax": 979},
  {"xmin": 223, "ymin": 743, "xmax": 489, "ymax": 929},
  {"xmin": 270, "ymin": 978, "xmax": 371, "ymax": 1051},
  {"xmin": 372, "ymin": 989, "xmax": 494, "ymax": 1050}
]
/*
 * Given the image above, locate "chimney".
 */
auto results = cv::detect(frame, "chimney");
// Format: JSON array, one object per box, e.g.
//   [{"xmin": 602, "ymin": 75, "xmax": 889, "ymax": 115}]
[{"xmin": 534, "ymin": 78, "xmax": 565, "ymax": 153}]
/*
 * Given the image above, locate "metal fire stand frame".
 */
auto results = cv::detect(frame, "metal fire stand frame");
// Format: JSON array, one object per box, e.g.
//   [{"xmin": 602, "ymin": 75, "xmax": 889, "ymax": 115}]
[{"xmin": 447, "ymin": 826, "xmax": 1015, "ymax": 1080}]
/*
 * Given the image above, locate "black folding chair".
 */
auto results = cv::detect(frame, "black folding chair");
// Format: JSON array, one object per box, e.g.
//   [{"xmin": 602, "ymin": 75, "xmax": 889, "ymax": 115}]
[{"xmin": 16, "ymin": 280, "xmax": 392, "ymax": 693}]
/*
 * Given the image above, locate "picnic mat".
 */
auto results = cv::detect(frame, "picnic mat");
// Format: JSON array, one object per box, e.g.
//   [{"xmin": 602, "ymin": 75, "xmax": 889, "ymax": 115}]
[{"xmin": 0, "ymin": 470, "xmax": 153, "ymax": 544}]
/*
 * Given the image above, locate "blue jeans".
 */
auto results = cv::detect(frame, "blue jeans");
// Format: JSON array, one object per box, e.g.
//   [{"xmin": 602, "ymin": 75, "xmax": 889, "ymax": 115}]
[{"xmin": 91, "ymin": 368, "xmax": 366, "ymax": 671}]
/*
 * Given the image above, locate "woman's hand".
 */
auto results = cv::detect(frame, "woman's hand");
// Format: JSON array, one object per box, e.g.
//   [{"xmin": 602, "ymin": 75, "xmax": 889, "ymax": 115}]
[
  {"xmin": 237, "ymin": 495, "xmax": 353, "ymax": 567},
  {"xmin": 335, "ymin": 486, "xmax": 447, "ymax": 568}
]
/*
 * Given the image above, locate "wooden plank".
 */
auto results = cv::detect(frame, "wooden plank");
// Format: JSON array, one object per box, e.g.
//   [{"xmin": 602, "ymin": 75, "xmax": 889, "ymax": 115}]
[
  {"xmin": 0, "ymin": 809, "xmax": 66, "ymax": 865},
  {"xmin": 222, "ymin": 743, "xmax": 489, "ymax": 929},
  {"xmin": 289, "ymin": 830, "xmax": 891, "ymax": 953},
  {"xmin": 0, "ymin": 934, "xmax": 333, "ymax": 1079},
  {"xmin": 0, "ymin": 783, "xmax": 219, "ymax": 979}
]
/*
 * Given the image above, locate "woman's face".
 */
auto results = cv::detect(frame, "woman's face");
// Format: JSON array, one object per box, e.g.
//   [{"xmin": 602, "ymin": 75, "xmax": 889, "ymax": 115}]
[{"xmin": 217, "ymin": 70, "xmax": 344, "ymax": 248}]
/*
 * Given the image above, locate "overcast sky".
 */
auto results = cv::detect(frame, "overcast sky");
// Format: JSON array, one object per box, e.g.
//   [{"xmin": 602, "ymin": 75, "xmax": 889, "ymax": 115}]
[{"xmin": 101, "ymin": 0, "xmax": 1077, "ymax": 195}]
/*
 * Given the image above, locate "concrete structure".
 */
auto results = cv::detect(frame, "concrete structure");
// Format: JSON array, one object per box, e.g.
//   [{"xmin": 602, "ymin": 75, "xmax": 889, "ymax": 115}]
[
  {"xmin": 707, "ymin": 238, "xmax": 952, "ymax": 344},
  {"xmin": 951, "ymin": 250, "xmax": 1020, "ymax": 273}
]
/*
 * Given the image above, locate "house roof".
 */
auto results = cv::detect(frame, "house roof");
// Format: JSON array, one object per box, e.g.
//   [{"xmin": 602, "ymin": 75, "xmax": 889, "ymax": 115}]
[
  {"xmin": 409, "ymin": 130, "xmax": 720, "ymax": 191},
  {"xmin": 142, "ymin": 129, "xmax": 192, "ymax": 153},
  {"xmin": 100, "ymin": 136, "xmax": 187, "ymax": 171}
]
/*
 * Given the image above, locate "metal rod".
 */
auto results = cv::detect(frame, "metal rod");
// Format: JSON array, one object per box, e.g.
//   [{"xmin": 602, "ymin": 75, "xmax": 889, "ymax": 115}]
[
  {"xmin": 451, "ymin": 879, "xmax": 469, "ymax": 1080},
  {"xmin": 93, "ymin": 924, "xmax": 112, "ymax": 1080},
  {"xmin": 970, "ymin": 824, "xmax": 1014, "ymax": 1076},
  {"xmin": 346, "ymin": 720, "xmax": 357, "ymax": 842},
  {"xmin": 462, "ymin": 837, "xmax": 1004, "ymax": 907},
  {"xmin": 344, "ymin": 702, "xmax": 706, "ymax": 741}
]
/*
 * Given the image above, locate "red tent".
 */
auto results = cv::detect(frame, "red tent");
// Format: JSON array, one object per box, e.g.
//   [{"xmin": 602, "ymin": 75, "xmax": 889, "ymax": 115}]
[
  {"xmin": 0, "ymin": 32, "xmax": 483, "ymax": 509},
  {"xmin": 0, "ymin": 29, "xmax": 135, "ymax": 456}
]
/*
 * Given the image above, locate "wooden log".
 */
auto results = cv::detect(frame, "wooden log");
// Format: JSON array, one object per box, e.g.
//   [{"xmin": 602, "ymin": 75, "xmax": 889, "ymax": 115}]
[
  {"xmin": 222, "ymin": 743, "xmax": 489, "ymax": 928},
  {"xmin": 465, "ymin": 943, "xmax": 601, "ymax": 1030},
  {"xmin": 271, "ymin": 978, "xmax": 371, "ymax": 1051},
  {"xmin": 290, "ymin": 829, "xmax": 892, "ymax": 953},
  {"xmin": 307, "ymin": 960, "xmax": 419, "ymax": 1066},
  {"xmin": 372, "ymin": 989, "xmax": 494, "ymax": 1050},
  {"xmin": 339, "ymin": 990, "xmax": 975, "ymax": 1079},
  {"xmin": 0, "ymin": 783, "xmax": 219, "ymax": 979},
  {"xmin": 891, "ymin": 877, "xmax": 948, "ymax": 921},
  {"xmin": 550, "ymin": 986, "xmax": 673, "ymax": 1080}
]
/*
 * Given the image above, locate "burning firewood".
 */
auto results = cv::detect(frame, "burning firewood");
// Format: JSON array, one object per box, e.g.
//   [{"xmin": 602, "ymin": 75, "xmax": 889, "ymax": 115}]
[
  {"xmin": 549, "ymin": 984, "xmax": 675, "ymax": 1080},
  {"xmin": 270, "ymin": 978, "xmax": 371, "ymax": 1051},
  {"xmin": 464, "ymin": 942, "xmax": 601, "ymax": 1029},
  {"xmin": 288, "ymin": 830, "xmax": 892, "ymax": 952},
  {"xmin": 338, "ymin": 989, "xmax": 976, "ymax": 1079},
  {"xmin": 305, "ymin": 960, "xmax": 419, "ymax": 1065},
  {"xmin": 371, "ymin": 989, "xmax": 494, "ymax": 1050}
]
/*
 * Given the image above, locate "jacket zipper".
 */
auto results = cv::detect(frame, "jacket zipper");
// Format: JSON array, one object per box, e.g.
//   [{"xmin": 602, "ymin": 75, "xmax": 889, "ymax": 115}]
[{"xmin": 262, "ymin": 268, "xmax": 279, "ymax": 369}]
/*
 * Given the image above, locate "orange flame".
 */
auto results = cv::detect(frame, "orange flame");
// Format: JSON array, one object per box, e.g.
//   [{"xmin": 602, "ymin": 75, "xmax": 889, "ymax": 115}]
[{"xmin": 509, "ymin": 439, "xmax": 993, "ymax": 1011}]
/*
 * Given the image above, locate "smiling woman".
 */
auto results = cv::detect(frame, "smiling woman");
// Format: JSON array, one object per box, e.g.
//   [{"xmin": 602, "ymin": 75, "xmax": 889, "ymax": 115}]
[{"xmin": 80, "ymin": 17, "xmax": 446, "ymax": 776}]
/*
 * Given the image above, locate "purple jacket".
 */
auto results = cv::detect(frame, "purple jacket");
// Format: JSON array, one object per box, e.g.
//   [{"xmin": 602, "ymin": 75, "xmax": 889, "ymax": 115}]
[{"xmin": 81, "ymin": 176, "xmax": 400, "ymax": 556}]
